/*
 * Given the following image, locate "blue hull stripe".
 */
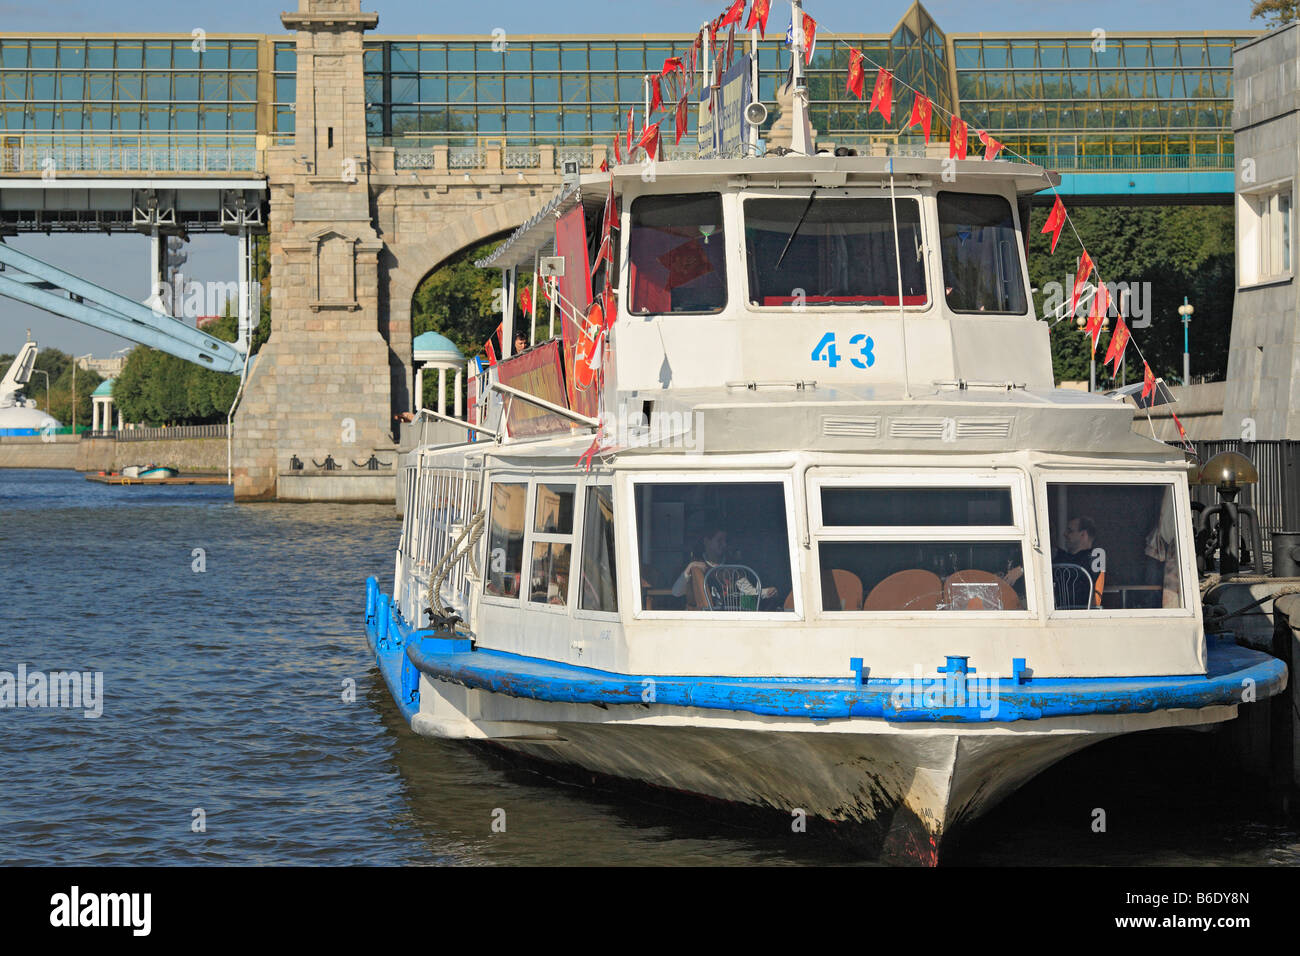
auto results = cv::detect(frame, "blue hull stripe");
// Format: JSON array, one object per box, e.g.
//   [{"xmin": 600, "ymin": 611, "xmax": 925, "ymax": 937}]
[{"xmin": 364, "ymin": 579, "xmax": 1288, "ymax": 725}]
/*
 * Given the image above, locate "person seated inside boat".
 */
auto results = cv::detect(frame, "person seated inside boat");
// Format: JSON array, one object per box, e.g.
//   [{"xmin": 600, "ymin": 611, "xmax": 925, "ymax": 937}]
[
  {"xmin": 512, "ymin": 330, "xmax": 528, "ymax": 355},
  {"xmin": 1003, "ymin": 515, "xmax": 1105, "ymax": 608},
  {"xmin": 672, "ymin": 527, "xmax": 779, "ymax": 610}
]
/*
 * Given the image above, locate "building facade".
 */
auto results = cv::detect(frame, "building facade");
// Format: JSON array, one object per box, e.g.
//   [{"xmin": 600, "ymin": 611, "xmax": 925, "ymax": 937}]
[{"xmin": 1222, "ymin": 23, "xmax": 1299, "ymax": 440}]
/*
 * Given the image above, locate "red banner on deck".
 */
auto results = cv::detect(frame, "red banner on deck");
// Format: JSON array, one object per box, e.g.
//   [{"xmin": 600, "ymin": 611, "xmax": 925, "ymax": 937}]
[{"xmin": 496, "ymin": 340, "xmax": 573, "ymax": 438}]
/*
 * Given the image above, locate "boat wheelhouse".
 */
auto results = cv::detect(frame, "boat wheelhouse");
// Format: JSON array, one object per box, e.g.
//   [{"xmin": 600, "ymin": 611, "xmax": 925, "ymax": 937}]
[{"xmin": 364, "ymin": 8, "xmax": 1285, "ymax": 862}]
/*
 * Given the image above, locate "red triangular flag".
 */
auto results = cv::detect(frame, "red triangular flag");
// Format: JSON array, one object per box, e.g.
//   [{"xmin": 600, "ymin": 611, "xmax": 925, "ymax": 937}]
[
  {"xmin": 689, "ymin": 35, "xmax": 700, "ymax": 90},
  {"xmin": 719, "ymin": 0, "xmax": 745, "ymax": 28},
  {"xmin": 625, "ymin": 107, "xmax": 635, "ymax": 157},
  {"xmin": 802, "ymin": 13, "xmax": 817, "ymax": 63},
  {"xmin": 1085, "ymin": 281, "xmax": 1109, "ymax": 358},
  {"xmin": 908, "ymin": 93, "xmax": 932, "ymax": 142},
  {"xmin": 1041, "ymin": 196, "xmax": 1067, "ymax": 254},
  {"xmin": 1104, "ymin": 314, "xmax": 1130, "ymax": 376},
  {"xmin": 613, "ymin": 134, "xmax": 622, "ymax": 165},
  {"xmin": 661, "ymin": 57, "xmax": 683, "ymax": 78},
  {"xmin": 675, "ymin": 95, "xmax": 688, "ymax": 145},
  {"xmin": 1172, "ymin": 410, "xmax": 1189, "ymax": 444},
  {"xmin": 595, "ymin": 179, "xmax": 617, "ymax": 272},
  {"xmin": 520, "ymin": 285, "xmax": 532, "ymax": 318},
  {"xmin": 1142, "ymin": 363, "xmax": 1156, "ymax": 403},
  {"xmin": 1070, "ymin": 249, "xmax": 1094, "ymax": 316},
  {"xmin": 636, "ymin": 121, "xmax": 661, "ymax": 160},
  {"xmin": 869, "ymin": 68, "xmax": 893, "ymax": 123},
  {"xmin": 978, "ymin": 129, "xmax": 1003, "ymax": 161},
  {"xmin": 485, "ymin": 323, "xmax": 500, "ymax": 366},
  {"xmin": 845, "ymin": 49, "xmax": 865, "ymax": 100},
  {"xmin": 948, "ymin": 117, "xmax": 968, "ymax": 160},
  {"xmin": 650, "ymin": 75, "xmax": 663, "ymax": 114},
  {"xmin": 746, "ymin": 0, "xmax": 770, "ymax": 36}
]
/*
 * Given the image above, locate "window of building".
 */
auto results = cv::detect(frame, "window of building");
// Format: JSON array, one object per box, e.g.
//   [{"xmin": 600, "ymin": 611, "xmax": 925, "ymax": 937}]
[
  {"xmin": 579, "ymin": 485, "xmax": 618, "ymax": 612},
  {"xmin": 1239, "ymin": 184, "xmax": 1293, "ymax": 286},
  {"xmin": 937, "ymin": 192, "xmax": 1028, "ymax": 315},
  {"xmin": 628, "ymin": 193, "xmax": 727, "ymax": 316},
  {"xmin": 529, "ymin": 483, "xmax": 574, "ymax": 606},
  {"xmin": 744, "ymin": 196, "xmax": 926, "ymax": 307},
  {"xmin": 485, "ymin": 481, "xmax": 527, "ymax": 598},
  {"xmin": 813, "ymin": 481, "xmax": 1027, "ymax": 613},
  {"xmin": 634, "ymin": 480, "xmax": 793, "ymax": 613}
]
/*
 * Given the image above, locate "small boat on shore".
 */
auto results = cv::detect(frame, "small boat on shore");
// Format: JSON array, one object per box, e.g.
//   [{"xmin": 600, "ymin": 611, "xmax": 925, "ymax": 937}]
[
  {"xmin": 363, "ymin": 1, "xmax": 1286, "ymax": 862},
  {"xmin": 121, "ymin": 465, "xmax": 179, "ymax": 479}
]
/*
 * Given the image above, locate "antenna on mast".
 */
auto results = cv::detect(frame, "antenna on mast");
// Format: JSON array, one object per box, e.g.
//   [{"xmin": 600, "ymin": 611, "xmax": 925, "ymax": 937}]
[{"xmin": 789, "ymin": 0, "xmax": 813, "ymax": 155}]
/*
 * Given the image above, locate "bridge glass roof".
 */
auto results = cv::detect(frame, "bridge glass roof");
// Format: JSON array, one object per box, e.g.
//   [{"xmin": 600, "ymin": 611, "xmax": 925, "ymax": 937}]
[{"xmin": 0, "ymin": 1, "xmax": 1258, "ymax": 173}]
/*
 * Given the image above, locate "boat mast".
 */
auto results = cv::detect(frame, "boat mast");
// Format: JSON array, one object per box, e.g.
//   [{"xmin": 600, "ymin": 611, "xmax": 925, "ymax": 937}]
[{"xmin": 789, "ymin": 0, "xmax": 813, "ymax": 156}]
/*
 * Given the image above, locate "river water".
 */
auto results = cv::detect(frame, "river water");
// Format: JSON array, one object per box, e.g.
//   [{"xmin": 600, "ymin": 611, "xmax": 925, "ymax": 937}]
[{"xmin": 2, "ymin": 468, "xmax": 1297, "ymax": 866}]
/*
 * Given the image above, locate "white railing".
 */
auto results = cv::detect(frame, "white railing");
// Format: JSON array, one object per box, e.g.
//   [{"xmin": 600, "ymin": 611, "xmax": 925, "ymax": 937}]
[
  {"xmin": 0, "ymin": 137, "xmax": 263, "ymax": 175},
  {"xmin": 398, "ymin": 458, "xmax": 482, "ymax": 626}
]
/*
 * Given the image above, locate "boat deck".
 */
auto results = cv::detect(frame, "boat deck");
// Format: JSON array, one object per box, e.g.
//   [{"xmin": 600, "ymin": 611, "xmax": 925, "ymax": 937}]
[{"xmin": 85, "ymin": 474, "xmax": 230, "ymax": 486}]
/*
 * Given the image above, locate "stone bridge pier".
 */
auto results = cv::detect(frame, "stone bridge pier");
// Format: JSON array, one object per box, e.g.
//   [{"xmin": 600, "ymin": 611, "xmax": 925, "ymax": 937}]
[{"xmin": 234, "ymin": 0, "xmax": 594, "ymax": 501}]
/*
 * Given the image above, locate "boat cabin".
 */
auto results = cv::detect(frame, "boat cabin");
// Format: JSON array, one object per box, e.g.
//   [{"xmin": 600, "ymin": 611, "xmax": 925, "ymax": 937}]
[{"xmin": 398, "ymin": 154, "xmax": 1201, "ymax": 685}]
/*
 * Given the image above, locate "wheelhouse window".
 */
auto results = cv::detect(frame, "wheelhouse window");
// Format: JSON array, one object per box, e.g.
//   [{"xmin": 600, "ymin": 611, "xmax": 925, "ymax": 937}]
[
  {"xmin": 628, "ymin": 193, "xmax": 726, "ymax": 315},
  {"xmin": 634, "ymin": 481, "xmax": 792, "ymax": 612},
  {"xmin": 1045, "ymin": 483, "xmax": 1183, "ymax": 610},
  {"xmin": 938, "ymin": 192, "xmax": 1028, "ymax": 315},
  {"xmin": 529, "ymin": 483, "xmax": 574, "ymax": 606},
  {"xmin": 579, "ymin": 485, "xmax": 618, "ymax": 612},
  {"xmin": 814, "ymin": 484, "xmax": 1027, "ymax": 612},
  {"xmin": 744, "ymin": 196, "xmax": 927, "ymax": 307},
  {"xmin": 485, "ymin": 481, "xmax": 526, "ymax": 598}
]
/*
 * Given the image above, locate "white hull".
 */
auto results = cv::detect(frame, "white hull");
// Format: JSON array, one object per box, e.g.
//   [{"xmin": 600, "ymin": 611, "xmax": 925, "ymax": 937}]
[{"xmin": 412, "ymin": 674, "xmax": 1236, "ymax": 861}]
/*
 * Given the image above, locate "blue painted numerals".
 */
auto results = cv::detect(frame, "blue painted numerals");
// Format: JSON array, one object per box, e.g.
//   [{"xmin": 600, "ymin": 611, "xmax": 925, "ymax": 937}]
[
  {"xmin": 848, "ymin": 333, "xmax": 875, "ymax": 369},
  {"xmin": 812, "ymin": 332, "xmax": 874, "ymax": 370},
  {"xmin": 811, "ymin": 332, "xmax": 840, "ymax": 368}
]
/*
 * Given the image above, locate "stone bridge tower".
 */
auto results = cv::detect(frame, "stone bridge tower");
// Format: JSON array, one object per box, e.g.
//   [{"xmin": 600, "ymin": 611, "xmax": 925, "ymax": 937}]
[{"xmin": 233, "ymin": 0, "xmax": 394, "ymax": 500}]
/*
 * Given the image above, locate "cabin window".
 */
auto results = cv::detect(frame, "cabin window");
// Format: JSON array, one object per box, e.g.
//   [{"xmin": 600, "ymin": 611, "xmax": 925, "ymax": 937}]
[
  {"xmin": 1045, "ymin": 482, "xmax": 1183, "ymax": 610},
  {"xmin": 634, "ymin": 480, "xmax": 793, "ymax": 612},
  {"xmin": 814, "ymin": 483, "xmax": 1027, "ymax": 612},
  {"xmin": 937, "ymin": 192, "xmax": 1028, "ymax": 315},
  {"xmin": 485, "ymin": 482, "xmax": 527, "ymax": 598},
  {"xmin": 628, "ymin": 192, "xmax": 727, "ymax": 315},
  {"xmin": 744, "ymin": 196, "xmax": 927, "ymax": 307},
  {"xmin": 579, "ymin": 485, "xmax": 618, "ymax": 612},
  {"xmin": 528, "ymin": 483, "xmax": 575, "ymax": 605}
]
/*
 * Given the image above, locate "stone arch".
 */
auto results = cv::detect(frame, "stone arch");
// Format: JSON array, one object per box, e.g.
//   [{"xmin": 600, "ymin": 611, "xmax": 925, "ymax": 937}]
[{"xmin": 384, "ymin": 190, "xmax": 549, "ymax": 414}]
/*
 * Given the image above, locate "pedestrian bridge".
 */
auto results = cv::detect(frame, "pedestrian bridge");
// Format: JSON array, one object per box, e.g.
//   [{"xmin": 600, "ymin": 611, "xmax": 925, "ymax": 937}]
[{"xmin": 0, "ymin": 131, "xmax": 1234, "ymax": 217}]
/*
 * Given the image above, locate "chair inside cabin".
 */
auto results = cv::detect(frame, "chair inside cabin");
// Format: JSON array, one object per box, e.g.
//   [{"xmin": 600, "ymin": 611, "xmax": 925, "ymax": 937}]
[
  {"xmin": 862, "ymin": 569, "xmax": 944, "ymax": 611},
  {"xmin": 944, "ymin": 569, "xmax": 1020, "ymax": 611},
  {"xmin": 1052, "ymin": 563, "xmax": 1097, "ymax": 610},
  {"xmin": 703, "ymin": 564, "xmax": 762, "ymax": 611},
  {"xmin": 786, "ymin": 569, "xmax": 865, "ymax": 611}
]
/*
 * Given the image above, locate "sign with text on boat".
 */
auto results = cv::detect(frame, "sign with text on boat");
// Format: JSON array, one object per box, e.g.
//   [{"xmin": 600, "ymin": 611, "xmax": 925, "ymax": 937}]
[{"xmin": 698, "ymin": 54, "xmax": 752, "ymax": 160}]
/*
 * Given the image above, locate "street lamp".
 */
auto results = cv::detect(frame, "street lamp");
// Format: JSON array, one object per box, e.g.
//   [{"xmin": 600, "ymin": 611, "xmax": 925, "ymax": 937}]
[
  {"xmin": 1177, "ymin": 297, "xmax": 1194, "ymax": 385},
  {"xmin": 71, "ymin": 353, "xmax": 92, "ymax": 434}
]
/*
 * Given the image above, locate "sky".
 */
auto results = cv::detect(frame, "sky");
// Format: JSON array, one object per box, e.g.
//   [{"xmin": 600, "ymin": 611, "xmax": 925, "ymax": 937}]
[
  {"xmin": 0, "ymin": 0, "xmax": 1264, "ymax": 359},
  {"xmin": 0, "ymin": 0, "xmax": 1263, "ymax": 35}
]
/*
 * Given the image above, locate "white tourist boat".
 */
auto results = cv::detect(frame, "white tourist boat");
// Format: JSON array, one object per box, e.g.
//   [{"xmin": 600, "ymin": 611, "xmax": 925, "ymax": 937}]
[
  {"xmin": 364, "ymin": 3, "xmax": 1286, "ymax": 861},
  {"xmin": 0, "ymin": 341, "xmax": 61, "ymax": 434}
]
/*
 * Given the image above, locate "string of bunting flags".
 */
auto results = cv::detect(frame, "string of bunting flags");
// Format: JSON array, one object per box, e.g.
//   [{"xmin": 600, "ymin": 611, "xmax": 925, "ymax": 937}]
[
  {"xmin": 480, "ymin": 0, "xmax": 1193, "ymax": 457},
  {"xmin": 806, "ymin": 6, "xmax": 1188, "ymax": 448}
]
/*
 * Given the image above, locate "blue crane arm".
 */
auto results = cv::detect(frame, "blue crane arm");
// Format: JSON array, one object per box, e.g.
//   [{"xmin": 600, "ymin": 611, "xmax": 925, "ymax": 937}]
[{"xmin": 0, "ymin": 242, "xmax": 245, "ymax": 374}]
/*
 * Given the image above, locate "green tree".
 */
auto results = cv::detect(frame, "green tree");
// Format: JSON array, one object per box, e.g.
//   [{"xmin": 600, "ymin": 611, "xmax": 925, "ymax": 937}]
[
  {"xmin": 0, "ymin": 346, "xmax": 102, "ymax": 428},
  {"xmin": 1251, "ymin": 0, "xmax": 1300, "ymax": 26},
  {"xmin": 1025, "ymin": 204, "xmax": 1234, "ymax": 386},
  {"xmin": 113, "ymin": 306, "xmax": 247, "ymax": 426}
]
